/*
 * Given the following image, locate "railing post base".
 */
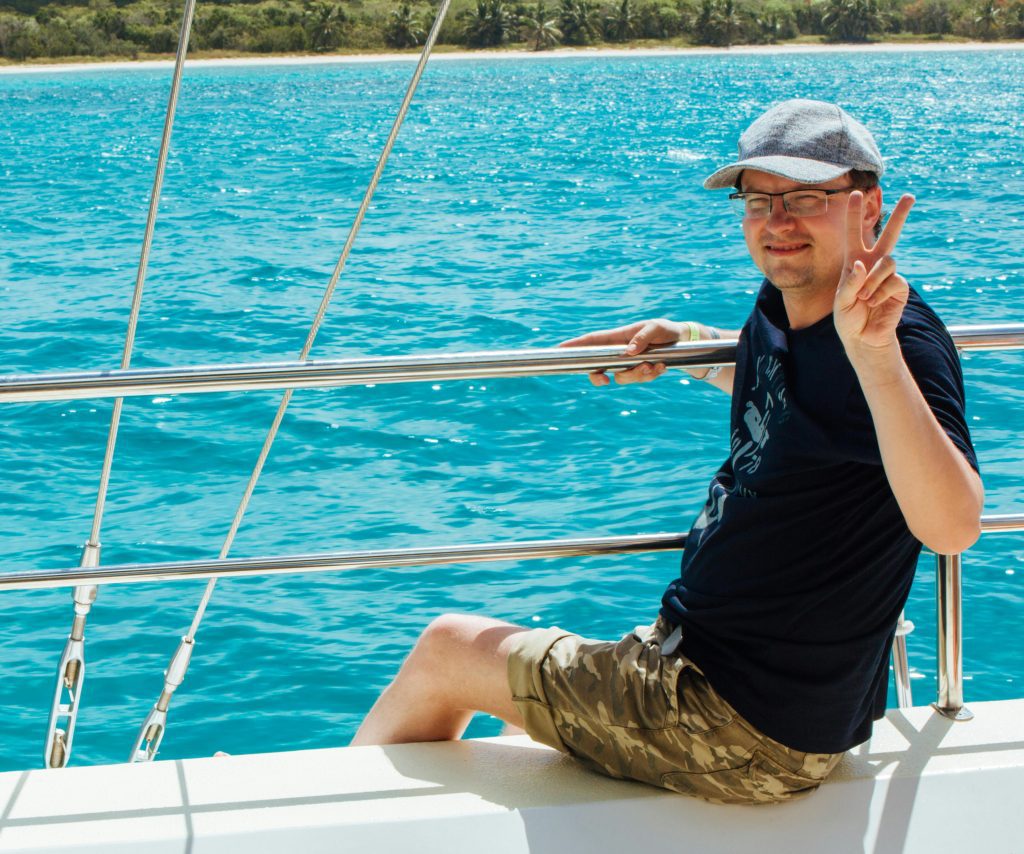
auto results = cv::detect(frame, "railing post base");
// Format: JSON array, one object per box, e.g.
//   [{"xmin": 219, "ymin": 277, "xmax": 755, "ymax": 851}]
[
  {"xmin": 931, "ymin": 702, "xmax": 974, "ymax": 722},
  {"xmin": 935, "ymin": 552, "xmax": 972, "ymax": 721}
]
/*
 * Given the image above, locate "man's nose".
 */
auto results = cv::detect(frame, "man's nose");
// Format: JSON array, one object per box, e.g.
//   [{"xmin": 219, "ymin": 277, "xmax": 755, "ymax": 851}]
[{"xmin": 766, "ymin": 197, "xmax": 796, "ymax": 230}]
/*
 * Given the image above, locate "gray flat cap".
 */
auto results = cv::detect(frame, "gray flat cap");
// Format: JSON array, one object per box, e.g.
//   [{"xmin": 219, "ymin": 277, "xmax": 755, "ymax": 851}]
[{"xmin": 703, "ymin": 99, "xmax": 885, "ymax": 190}]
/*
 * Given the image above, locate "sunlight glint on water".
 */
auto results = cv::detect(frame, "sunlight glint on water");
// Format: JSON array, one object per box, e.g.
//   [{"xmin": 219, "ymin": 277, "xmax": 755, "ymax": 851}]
[{"xmin": 0, "ymin": 50, "xmax": 1021, "ymax": 769}]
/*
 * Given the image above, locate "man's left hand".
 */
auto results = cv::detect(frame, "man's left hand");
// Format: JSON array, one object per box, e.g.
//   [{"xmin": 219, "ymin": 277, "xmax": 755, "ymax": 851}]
[{"xmin": 833, "ymin": 191, "xmax": 915, "ymax": 356}]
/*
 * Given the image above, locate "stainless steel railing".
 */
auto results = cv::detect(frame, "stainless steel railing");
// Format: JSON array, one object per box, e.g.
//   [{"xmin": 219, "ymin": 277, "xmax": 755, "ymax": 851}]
[
  {"xmin": 1, "ymin": 517, "xmax": 1017, "ymax": 587},
  {"xmin": 933, "ymin": 515, "xmax": 1024, "ymax": 720},
  {"xmin": 2, "ymin": 328, "xmax": 1020, "ymax": 730},
  {"xmin": 0, "ymin": 323, "xmax": 1021, "ymax": 405},
  {"xmin": 0, "ymin": 341, "xmax": 734, "ymax": 403},
  {"xmin": 935, "ymin": 552, "xmax": 971, "ymax": 720},
  {"xmin": 0, "ymin": 533, "xmax": 688, "ymax": 591},
  {"xmin": 1, "ymin": 515, "xmax": 1020, "ymax": 720}
]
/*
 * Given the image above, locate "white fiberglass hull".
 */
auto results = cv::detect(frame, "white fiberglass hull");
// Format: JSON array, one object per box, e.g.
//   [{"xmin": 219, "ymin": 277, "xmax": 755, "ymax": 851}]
[{"xmin": 2, "ymin": 699, "xmax": 1022, "ymax": 853}]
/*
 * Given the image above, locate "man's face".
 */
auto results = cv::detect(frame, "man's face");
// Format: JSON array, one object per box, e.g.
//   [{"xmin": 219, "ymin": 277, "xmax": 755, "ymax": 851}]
[{"xmin": 739, "ymin": 170, "xmax": 879, "ymax": 298}]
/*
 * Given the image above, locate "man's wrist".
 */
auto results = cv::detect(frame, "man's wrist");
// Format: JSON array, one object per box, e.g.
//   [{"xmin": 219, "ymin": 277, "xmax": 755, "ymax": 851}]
[
  {"xmin": 683, "ymin": 322, "xmax": 721, "ymax": 381},
  {"xmin": 846, "ymin": 340, "xmax": 906, "ymax": 391}
]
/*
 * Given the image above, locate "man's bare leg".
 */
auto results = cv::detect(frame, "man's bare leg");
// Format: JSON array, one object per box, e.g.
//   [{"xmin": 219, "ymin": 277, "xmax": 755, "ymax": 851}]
[{"xmin": 351, "ymin": 614, "xmax": 530, "ymax": 746}]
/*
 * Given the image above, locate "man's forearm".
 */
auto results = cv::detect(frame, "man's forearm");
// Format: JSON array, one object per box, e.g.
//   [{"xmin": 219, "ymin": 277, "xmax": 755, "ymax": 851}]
[
  {"xmin": 850, "ymin": 343, "xmax": 983, "ymax": 554},
  {"xmin": 700, "ymin": 365, "xmax": 736, "ymax": 394}
]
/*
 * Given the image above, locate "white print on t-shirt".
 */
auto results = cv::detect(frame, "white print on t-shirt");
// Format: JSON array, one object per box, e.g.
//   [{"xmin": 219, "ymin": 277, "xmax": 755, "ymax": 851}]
[
  {"xmin": 690, "ymin": 354, "xmax": 790, "ymax": 547},
  {"xmin": 691, "ymin": 478, "xmax": 728, "ymax": 543},
  {"xmin": 730, "ymin": 354, "xmax": 789, "ymax": 476}
]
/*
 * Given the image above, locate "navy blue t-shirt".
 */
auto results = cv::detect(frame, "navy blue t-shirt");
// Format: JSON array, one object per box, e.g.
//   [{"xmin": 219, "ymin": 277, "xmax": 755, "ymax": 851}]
[{"xmin": 660, "ymin": 281, "xmax": 978, "ymax": 755}]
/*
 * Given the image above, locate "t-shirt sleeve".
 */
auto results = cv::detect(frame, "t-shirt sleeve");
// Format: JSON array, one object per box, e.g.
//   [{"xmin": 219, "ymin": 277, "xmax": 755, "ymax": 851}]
[{"xmin": 897, "ymin": 304, "xmax": 979, "ymax": 474}]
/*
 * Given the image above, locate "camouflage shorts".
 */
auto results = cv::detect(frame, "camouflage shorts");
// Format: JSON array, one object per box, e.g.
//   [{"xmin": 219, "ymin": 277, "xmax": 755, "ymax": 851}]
[{"xmin": 507, "ymin": 617, "xmax": 841, "ymax": 805}]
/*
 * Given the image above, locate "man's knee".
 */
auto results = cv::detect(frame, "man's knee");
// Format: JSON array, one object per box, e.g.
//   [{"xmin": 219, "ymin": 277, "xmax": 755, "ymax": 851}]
[
  {"xmin": 416, "ymin": 613, "xmax": 516, "ymax": 658},
  {"xmin": 411, "ymin": 613, "xmax": 525, "ymax": 682},
  {"xmin": 418, "ymin": 613, "xmax": 476, "ymax": 655},
  {"xmin": 395, "ymin": 613, "xmax": 531, "ymax": 726},
  {"xmin": 406, "ymin": 614, "xmax": 483, "ymax": 680}
]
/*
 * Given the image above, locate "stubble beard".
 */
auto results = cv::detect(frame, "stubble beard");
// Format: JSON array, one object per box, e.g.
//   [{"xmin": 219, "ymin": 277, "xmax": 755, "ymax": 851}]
[
  {"xmin": 762, "ymin": 256, "xmax": 821, "ymax": 295},
  {"xmin": 763, "ymin": 252, "xmax": 843, "ymax": 301}
]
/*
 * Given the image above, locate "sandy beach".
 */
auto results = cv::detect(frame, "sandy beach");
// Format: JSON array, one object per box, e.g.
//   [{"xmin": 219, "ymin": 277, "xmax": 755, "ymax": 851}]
[{"xmin": 2, "ymin": 40, "xmax": 1023, "ymax": 75}]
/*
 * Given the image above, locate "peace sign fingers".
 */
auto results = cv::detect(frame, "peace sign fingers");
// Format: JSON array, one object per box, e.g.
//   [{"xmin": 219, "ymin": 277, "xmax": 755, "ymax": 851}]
[
  {"xmin": 873, "ymin": 193, "xmax": 915, "ymax": 258},
  {"xmin": 845, "ymin": 189, "xmax": 868, "ymax": 257},
  {"xmin": 845, "ymin": 189, "xmax": 916, "ymax": 263},
  {"xmin": 834, "ymin": 189, "xmax": 916, "ymax": 354}
]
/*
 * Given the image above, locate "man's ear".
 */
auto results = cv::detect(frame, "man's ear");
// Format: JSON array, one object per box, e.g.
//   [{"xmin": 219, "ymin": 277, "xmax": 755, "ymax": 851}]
[{"xmin": 864, "ymin": 185, "xmax": 883, "ymax": 239}]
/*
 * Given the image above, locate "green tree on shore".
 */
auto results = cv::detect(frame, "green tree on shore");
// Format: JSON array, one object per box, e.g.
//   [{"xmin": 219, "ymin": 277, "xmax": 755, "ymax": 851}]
[
  {"xmin": 194, "ymin": 5, "xmax": 251, "ymax": 51},
  {"xmin": 0, "ymin": 14, "xmax": 39, "ymax": 59},
  {"xmin": 903, "ymin": 0, "xmax": 954, "ymax": 33},
  {"xmin": 384, "ymin": 1, "xmax": 424, "ymax": 48},
  {"xmin": 822, "ymin": 0, "xmax": 882, "ymax": 40},
  {"xmin": 462, "ymin": 0, "xmax": 513, "ymax": 46},
  {"xmin": 694, "ymin": 0, "xmax": 744, "ymax": 44},
  {"xmin": 1, "ymin": 0, "xmax": 1019, "ymax": 63},
  {"xmin": 1005, "ymin": 0, "xmax": 1024, "ymax": 36},
  {"xmin": 604, "ymin": 0, "xmax": 637, "ymax": 39},
  {"xmin": 972, "ymin": 0, "xmax": 1002, "ymax": 38},
  {"xmin": 304, "ymin": 0, "xmax": 347, "ymax": 51},
  {"xmin": 519, "ymin": 0, "xmax": 563, "ymax": 48},
  {"xmin": 559, "ymin": 0, "xmax": 599, "ymax": 43},
  {"xmin": 755, "ymin": 0, "xmax": 799, "ymax": 40}
]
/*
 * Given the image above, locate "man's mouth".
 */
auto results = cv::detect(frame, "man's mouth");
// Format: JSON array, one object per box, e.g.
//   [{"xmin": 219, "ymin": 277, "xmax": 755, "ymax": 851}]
[{"xmin": 765, "ymin": 243, "xmax": 809, "ymax": 256}]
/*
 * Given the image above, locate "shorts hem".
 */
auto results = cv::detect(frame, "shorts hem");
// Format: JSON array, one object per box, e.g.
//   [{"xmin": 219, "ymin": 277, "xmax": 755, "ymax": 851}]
[{"xmin": 507, "ymin": 626, "xmax": 575, "ymax": 754}]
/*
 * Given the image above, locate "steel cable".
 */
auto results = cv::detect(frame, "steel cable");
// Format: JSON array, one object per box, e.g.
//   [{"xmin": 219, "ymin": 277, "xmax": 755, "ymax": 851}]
[
  {"xmin": 129, "ymin": 0, "xmax": 454, "ymax": 763},
  {"xmin": 43, "ymin": 0, "xmax": 199, "ymax": 769}
]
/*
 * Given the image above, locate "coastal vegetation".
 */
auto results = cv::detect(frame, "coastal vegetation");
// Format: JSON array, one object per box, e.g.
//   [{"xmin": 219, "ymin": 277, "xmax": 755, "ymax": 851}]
[{"xmin": 0, "ymin": 0, "xmax": 1021, "ymax": 62}]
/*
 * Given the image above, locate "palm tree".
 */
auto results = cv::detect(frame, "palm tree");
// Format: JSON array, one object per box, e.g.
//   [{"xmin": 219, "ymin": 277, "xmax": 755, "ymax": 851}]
[
  {"xmin": 755, "ymin": 7, "xmax": 782, "ymax": 41},
  {"xmin": 303, "ymin": 0, "xmax": 346, "ymax": 51},
  {"xmin": 972, "ymin": 0, "xmax": 1002, "ymax": 39},
  {"xmin": 384, "ymin": 1, "xmax": 425, "ymax": 48},
  {"xmin": 694, "ymin": 0, "xmax": 743, "ymax": 45},
  {"xmin": 717, "ymin": 0, "xmax": 744, "ymax": 43},
  {"xmin": 604, "ymin": 0, "xmax": 636, "ymax": 41},
  {"xmin": 519, "ymin": 0, "xmax": 563, "ymax": 49},
  {"xmin": 558, "ymin": 0, "xmax": 598, "ymax": 44},
  {"xmin": 822, "ymin": 0, "xmax": 882, "ymax": 41},
  {"xmin": 462, "ymin": 0, "xmax": 512, "ymax": 47},
  {"xmin": 754, "ymin": 2, "xmax": 796, "ymax": 42}
]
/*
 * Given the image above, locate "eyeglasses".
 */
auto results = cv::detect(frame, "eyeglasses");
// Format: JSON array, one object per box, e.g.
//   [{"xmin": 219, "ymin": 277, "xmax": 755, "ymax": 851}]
[{"xmin": 728, "ymin": 188, "xmax": 854, "ymax": 219}]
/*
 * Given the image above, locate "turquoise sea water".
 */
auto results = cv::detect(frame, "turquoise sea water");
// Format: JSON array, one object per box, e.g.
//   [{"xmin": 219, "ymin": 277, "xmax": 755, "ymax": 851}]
[{"xmin": 0, "ymin": 50, "xmax": 1021, "ymax": 771}]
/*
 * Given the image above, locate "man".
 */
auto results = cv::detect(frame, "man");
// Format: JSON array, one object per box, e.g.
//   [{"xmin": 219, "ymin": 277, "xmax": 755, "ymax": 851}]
[{"xmin": 352, "ymin": 99, "xmax": 983, "ymax": 805}]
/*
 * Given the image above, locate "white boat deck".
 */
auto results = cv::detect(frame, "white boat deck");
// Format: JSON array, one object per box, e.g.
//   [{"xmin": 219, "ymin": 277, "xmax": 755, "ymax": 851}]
[{"xmin": 2, "ymin": 699, "xmax": 1022, "ymax": 853}]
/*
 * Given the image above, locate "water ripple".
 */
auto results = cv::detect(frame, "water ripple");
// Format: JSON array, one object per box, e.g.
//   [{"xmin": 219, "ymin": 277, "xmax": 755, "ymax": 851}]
[{"xmin": 0, "ymin": 51, "xmax": 1021, "ymax": 770}]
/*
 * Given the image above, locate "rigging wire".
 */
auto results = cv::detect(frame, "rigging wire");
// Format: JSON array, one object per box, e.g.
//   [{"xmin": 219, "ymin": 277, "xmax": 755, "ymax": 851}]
[
  {"xmin": 129, "ymin": 0, "xmax": 455, "ymax": 763},
  {"xmin": 43, "ymin": 0, "xmax": 199, "ymax": 770}
]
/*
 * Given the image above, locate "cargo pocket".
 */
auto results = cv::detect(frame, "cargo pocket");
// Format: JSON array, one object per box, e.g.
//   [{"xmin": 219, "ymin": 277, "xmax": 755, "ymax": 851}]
[
  {"xmin": 660, "ymin": 760, "xmax": 759, "ymax": 805},
  {"xmin": 674, "ymin": 666, "xmax": 735, "ymax": 734},
  {"xmin": 747, "ymin": 749, "xmax": 826, "ymax": 803}
]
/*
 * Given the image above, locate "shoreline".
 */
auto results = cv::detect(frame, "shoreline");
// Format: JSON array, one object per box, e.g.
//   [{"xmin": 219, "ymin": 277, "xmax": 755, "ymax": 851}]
[{"xmin": 3, "ymin": 40, "xmax": 1023, "ymax": 76}]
